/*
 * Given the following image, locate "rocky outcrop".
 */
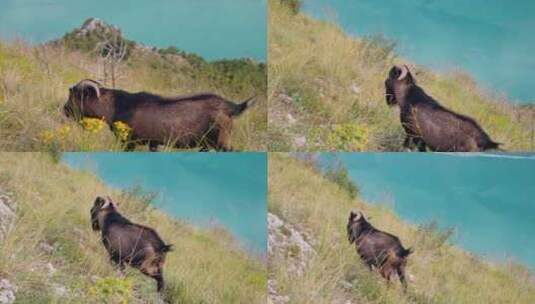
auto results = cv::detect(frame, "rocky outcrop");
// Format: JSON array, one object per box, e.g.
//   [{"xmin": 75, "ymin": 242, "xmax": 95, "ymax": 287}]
[
  {"xmin": 0, "ymin": 191, "xmax": 16, "ymax": 241},
  {"xmin": 268, "ymin": 212, "xmax": 316, "ymax": 304},
  {"xmin": 0, "ymin": 279, "xmax": 16, "ymax": 304},
  {"xmin": 268, "ymin": 213, "xmax": 315, "ymax": 275},
  {"xmin": 78, "ymin": 18, "xmax": 119, "ymax": 35}
]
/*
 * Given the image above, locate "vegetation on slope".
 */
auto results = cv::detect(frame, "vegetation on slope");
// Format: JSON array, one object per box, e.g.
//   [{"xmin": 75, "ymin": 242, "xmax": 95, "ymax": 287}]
[
  {"xmin": 268, "ymin": 153, "xmax": 535, "ymax": 304},
  {"xmin": 0, "ymin": 18, "xmax": 266, "ymax": 151},
  {"xmin": 268, "ymin": 1, "xmax": 535, "ymax": 151},
  {"xmin": 0, "ymin": 153, "xmax": 266, "ymax": 303}
]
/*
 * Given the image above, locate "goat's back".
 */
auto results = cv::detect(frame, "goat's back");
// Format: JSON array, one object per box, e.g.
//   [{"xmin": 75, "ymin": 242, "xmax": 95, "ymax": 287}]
[
  {"xmin": 356, "ymin": 230, "xmax": 408, "ymax": 266},
  {"xmin": 103, "ymin": 223, "xmax": 168, "ymax": 266},
  {"xmin": 406, "ymin": 88, "xmax": 496, "ymax": 151}
]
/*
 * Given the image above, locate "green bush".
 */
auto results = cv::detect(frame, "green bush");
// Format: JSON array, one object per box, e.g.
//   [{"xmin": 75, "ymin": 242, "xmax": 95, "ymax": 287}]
[
  {"xmin": 326, "ymin": 123, "xmax": 369, "ymax": 151},
  {"xmin": 280, "ymin": 0, "xmax": 302, "ymax": 14},
  {"xmin": 89, "ymin": 277, "xmax": 134, "ymax": 303},
  {"xmin": 324, "ymin": 161, "xmax": 359, "ymax": 199}
]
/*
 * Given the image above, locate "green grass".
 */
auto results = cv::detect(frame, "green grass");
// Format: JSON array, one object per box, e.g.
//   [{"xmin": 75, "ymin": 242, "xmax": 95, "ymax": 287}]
[
  {"xmin": 268, "ymin": 1, "xmax": 535, "ymax": 151},
  {"xmin": 0, "ymin": 153, "xmax": 266, "ymax": 303},
  {"xmin": 268, "ymin": 153, "xmax": 535, "ymax": 304},
  {"xmin": 0, "ymin": 27, "xmax": 266, "ymax": 151}
]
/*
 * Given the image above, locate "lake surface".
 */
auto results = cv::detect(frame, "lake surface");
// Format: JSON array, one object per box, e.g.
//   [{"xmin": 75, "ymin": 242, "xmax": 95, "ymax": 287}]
[
  {"xmin": 303, "ymin": 0, "xmax": 535, "ymax": 104},
  {"xmin": 62, "ymin": 153, "xmax": 267, "ymax": 254},
  {"xmin": 322, "ymin": 153, "xmax": 535, "ymax": 271},
  {"xmin": 0, "ymin": 0, "xmax": 266, "ymax": 61}
]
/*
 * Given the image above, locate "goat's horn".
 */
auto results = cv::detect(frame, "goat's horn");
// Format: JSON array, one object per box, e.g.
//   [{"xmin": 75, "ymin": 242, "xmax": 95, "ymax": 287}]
[
  {"xmin": 76, "ymin": 79, "xmax": 101, "ymax": 99},
  {"xmin": 355, "ymin": 211, "xmax": 363, "ymax": 220},
  {"xmin": 397, "ymin": 65, "xmax": 409, "ymax": 80}
]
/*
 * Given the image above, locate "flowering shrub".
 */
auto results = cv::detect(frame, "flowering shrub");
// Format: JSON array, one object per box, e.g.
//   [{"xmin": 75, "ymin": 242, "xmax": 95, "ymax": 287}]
[
  {"xmin": 326, "ymin": 123, "xmax": 369, "ymax": 151},
  {"xmin": 80, "ymin": 118, "xmax": 106, "ymax": 133},
  {"xmin": 113, "ymin": 121, "xmax": 132, "ymax": 141},
  {"xmin": 41, "ymin": 124, "xmax": 72, "ymax": 145},
  {"xmin": 89, "ymin": 277, "xmax": 133, "ymax": 304}
]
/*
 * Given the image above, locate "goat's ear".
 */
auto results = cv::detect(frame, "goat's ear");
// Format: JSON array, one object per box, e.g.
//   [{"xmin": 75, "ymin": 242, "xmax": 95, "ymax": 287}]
[
  {"xmin": 94, "ymin": 196, "xmax": 105, "ymax": 208},
  {"xmin": 388, "ymin": 66, "xmax": 401, "ymax": 79},
  {"xmin": 91, "ymin": 217, "xmax": 100, "ymax": 231},
  {"xmin": 347, "ymin": 222, "xmax": 356, "ymax": 244},
  {"xmin": 90, "ymin": 206, "xmax": 100, "ymax": 231}
]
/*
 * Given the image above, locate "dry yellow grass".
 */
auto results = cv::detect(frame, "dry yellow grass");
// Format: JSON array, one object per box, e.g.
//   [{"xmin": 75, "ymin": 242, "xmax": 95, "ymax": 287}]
[
  {"xmin": 0, "ymin": 40, "xmax": 266, "ymax": 152},
  {"xmin": 0, "ymin": 152, "xmax": 266, "ymax": 303},
  {"xmin": 268, "ymin": 1, "xmax": 535, "ymax": 151},
  {"xmin": 268, "ymin": 153, "xmax": 535, "ymax": 304}
]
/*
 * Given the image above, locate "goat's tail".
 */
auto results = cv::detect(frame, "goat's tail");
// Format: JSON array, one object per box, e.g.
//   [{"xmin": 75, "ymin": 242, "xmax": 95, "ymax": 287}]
[
  {"xmin": 488, "ymin": 140, "xmax": 503, "ymax": 150},
  {"xmin": 162, "ymin": 244, "xmax": 174, "ymax": 253},
  {"xmin": 231, "ymin": 96, "xmax": 257, "ymax": 117},
  {"xmin": 400, "ymin": 247, "xmax": 413, "ymax": 258}
]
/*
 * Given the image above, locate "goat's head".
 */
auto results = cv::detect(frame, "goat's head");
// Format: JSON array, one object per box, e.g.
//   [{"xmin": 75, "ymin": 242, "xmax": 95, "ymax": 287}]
[
  {"xmin": 90, "ymin": 196, "xmax": 118, "ymax": 231},
  {"xmin": 347, "ymin": 210, "xmax": 372, "ymax": 244},
  {"xmin": 385, "ymin": 65, "xmax": 415, "ymax": 106},
  {"xmin": 64, "ymin": 79, "xmax": 108, "ymax": 120}
]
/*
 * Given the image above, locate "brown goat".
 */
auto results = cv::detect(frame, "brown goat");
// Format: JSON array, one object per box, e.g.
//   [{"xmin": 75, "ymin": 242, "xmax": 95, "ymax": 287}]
[
  {"xmin": 385, "ymin": 65, "xmax": 500, "ymax": 152},
  {"xmin": 64, "ymin": 79, "xmax": 256, "ymax": 151},
  {"xmin": 347, "ymin": 210, "xmax": 412, "ymax": 290},
  {"xmin": 90, "ymin": 196, "xmax": 172, "ymax": 291}
]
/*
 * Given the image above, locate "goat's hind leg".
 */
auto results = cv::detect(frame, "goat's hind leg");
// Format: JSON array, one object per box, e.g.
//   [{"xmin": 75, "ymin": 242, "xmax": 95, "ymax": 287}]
[
  {"xmin": 148, "ymin": 141, "xmax": 159, "ymax": 152},
  {"xmin": 397, "ymin": 267, "xmax": 408, "ymax": 292},
  {"xmin": 402, "ymin": 135, "xmax": 416, "ymax": 151}
]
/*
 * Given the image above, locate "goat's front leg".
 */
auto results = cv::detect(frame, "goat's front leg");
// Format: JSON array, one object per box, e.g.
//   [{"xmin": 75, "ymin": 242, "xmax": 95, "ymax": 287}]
[
  {"xmin": 403, "ymin": 135, "xmax": 414, "ymax": 151},
  {"xmin": 414, "ymin": 138, "xmax": 427, "ymax": 152}
]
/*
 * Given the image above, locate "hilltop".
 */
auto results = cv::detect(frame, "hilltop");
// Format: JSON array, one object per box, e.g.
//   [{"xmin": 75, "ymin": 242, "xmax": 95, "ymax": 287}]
[
  {"xmin": 0, "ymin": 153, "xmax": 266, "ymax": 303},
  {"xmin": 0, "ymin": 18, "xmax": 266, "ymax": 151},
  {"xmin": 268, "ymin": 153, "xmax": 535, "ymax": 304},
  {"xmin": 268, "ymin": 1, "xmax": 535, "ymax": 151}
]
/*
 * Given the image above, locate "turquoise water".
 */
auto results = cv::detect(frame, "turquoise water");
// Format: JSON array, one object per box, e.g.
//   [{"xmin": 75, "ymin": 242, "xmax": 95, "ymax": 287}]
[
  {"xmin": 304, "ymin": 0, "xmax": 535, "ymax": 103},
  {"xmin": 0, "ymin": 0, "xmax": 266, "ymax": 61},
  {"xmin": 62, "ymin": 153, "xmax": 267, "ymax": 254},
  {"xmin": 323, "ymin": 153, "xmax": 535, "ymax": 271}
]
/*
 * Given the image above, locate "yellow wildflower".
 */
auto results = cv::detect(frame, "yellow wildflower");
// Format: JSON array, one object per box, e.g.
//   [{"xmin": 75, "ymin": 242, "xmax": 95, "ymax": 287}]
[
  {"xmin": 41, "ymin": 130, "xmax": 54, "ymax": 144},
  {"xmin": 81, "ymin": 118, "xmax": 106, "ymax": 133},
  {"xmin": 56, "ymin": 124, "xmax": 71, "ymax": 139},
  {"xmin": 113, "ymin": 121, "xmax": 132, "ymax": 141}
]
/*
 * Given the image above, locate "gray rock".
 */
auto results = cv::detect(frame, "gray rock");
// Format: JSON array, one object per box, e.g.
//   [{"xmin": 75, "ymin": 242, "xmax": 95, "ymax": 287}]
[
  {"xmin": 52, "ymin": 284, "xmax": 67, "ymax": 298},
  {"xmin": 286, "ymin": 113, "xmax": 297, "ymax": 125},
  {"xmin": 38, "ymin": 241, "xmax": 55, "ymax": 255},
  {"xmin": 278, "ymin": 93, "xmax": 294, "ymax": 104},
  {"xmin": 46, "ymin": 262, "xmax": 57, "ymax": 276},
  {"xmin": 351, "ymin": 84, "xmax": 361, "ymax": 94},
  {"xmin": 268, "ymin": 213, "xmax": 315, "ymax": 276},
  {"xmin": 0, "ymin": 279, "xmax": 16, "ymax": 304},
  {"xmin": 0, "ymin": 193, "xmax": 16, "ymax": 241},
  {"xmin": 293, "ymin": 136, "xmax": 307, "ymax": 148},
  {"xmin": 268, "ymin": 279, "xmax": 289, "ymax": 304}
]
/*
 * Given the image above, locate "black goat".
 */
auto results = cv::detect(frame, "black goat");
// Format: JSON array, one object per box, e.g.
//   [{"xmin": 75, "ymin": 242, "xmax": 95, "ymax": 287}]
[
  {"xmin": 64, "ymin": 79, "xmax": 256, "ymax": 151},
  {"xmin": 347, "ymin": 210, "xmax": 412, "ymax": 289},
  {"xmin": 385, "ymin": 65, "xmax": 500, "ymax": 152},
  {"xmin": 90, "ymin": 196, "xmax": 172, "ymax": 291}
]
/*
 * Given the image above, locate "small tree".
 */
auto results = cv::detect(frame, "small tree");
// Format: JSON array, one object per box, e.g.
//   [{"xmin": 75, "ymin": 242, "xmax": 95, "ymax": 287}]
[
  {"xmin": 97, "ymin": 30, "xmax": 127, "ymax": 88},
  {"xmin": 324, "ymin": 160, "xmax": 360, "ymax": 199}
]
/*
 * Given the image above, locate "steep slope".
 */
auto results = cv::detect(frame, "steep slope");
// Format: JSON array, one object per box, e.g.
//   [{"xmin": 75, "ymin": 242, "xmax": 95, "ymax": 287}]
[
  {"xmin": 0, "ymin": 153, "xmax": 266, "ymax": 303},
  {"xmin": 268, "ymin": 153, "xmax": 535, "ymax": 304},
  {"xmin": 0, "ymin": 18, "xmax": 266, "ymax": 151},
  {"xmin": 268, "ymin": 1, "xmax": 535, "ymax": 151}
]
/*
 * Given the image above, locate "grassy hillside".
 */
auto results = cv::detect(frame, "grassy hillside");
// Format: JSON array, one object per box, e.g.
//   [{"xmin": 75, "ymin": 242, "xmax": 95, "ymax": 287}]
[
  {"xmin": 268, "ymin": 153, "xmax": 535, "ymax": 304},
  {"xmin": 268, "ymin": 1, "xmax": 535, "ymax": 151},
  {"xmin": 0, "ymin": 153, "xmax": 266, "ymax": 303},
  {"xmin": 0, "ymin": 19, "xmax": 266, "ymax": 152}
]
